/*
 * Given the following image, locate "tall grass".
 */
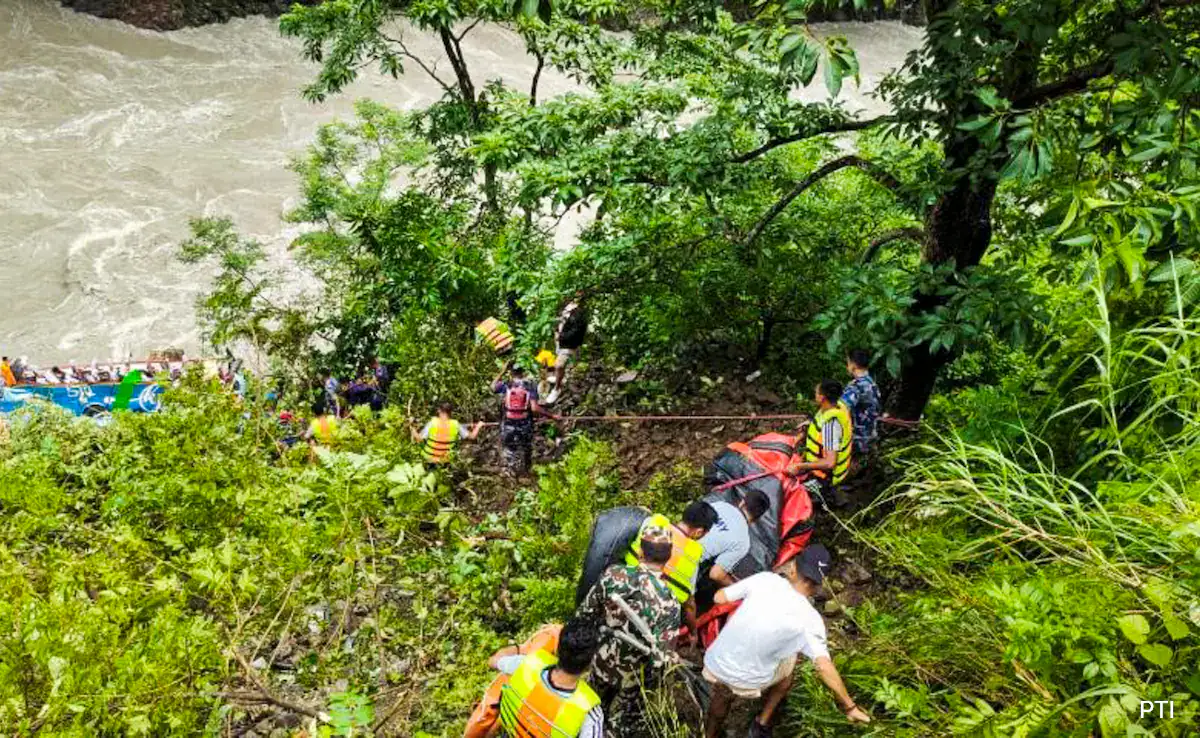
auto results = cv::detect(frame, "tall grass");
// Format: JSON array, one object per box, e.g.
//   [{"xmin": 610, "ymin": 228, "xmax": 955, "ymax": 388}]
[{"xmin": 819, "ymin": 286, "xmax": 1200, "ymax": 736}]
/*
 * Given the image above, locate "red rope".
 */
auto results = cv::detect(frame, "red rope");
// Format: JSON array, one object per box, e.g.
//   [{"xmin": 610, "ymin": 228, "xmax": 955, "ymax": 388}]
[{"xmin": 477, "ymin": 413, "xmax": 811, "ymax": 427}]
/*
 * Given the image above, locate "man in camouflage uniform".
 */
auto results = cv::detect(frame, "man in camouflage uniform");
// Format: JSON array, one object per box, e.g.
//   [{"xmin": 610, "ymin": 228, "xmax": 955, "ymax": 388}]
[{"xmin": 575, "ymin": 521, "xmax": 681, "ymax": 737}]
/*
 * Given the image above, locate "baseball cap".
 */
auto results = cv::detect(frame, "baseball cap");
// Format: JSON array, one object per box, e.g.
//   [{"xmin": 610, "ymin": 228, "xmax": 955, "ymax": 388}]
[
  {"xmin": 639, "ymin": 520, "xmax": 673, "ymax": 545},
  {"xmin": 798, "ymin": 544, "xmax": 832, "ymax": 584}
]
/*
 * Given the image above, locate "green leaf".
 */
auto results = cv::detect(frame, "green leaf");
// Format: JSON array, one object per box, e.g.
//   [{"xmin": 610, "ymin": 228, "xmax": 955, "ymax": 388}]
[
  {"xmin": 1060, "ymin": 233, "xmax": 1096, "ymax": 247},
  {"xmin": 779, "ymin": 33, "xmax": 805, "ymax": 55},
  {"xmin": 1098, "ymin": 699, "xmax": 1128, "ymax": 738},
  {"xmin": 1117, "ymin": 613, "xmax": 1150, "ymax": 644},
  {"xmin": 1053, "ymin": 198, "xmax": 1080, "ymax": 236},
  {"xmin": 1136, "ymin": 643, "xmax": 1172, "ymax": 667},
  {"xmin": 823, "ymin": 55, "xmax": 843, "ymax": 97},
  {"xmin": 957, "ymin": 116, "xmax": 995, "ymax": 132},
  {"xmin": 1163, "ymin": 613, "xmax": 1190, "ymax": 641}
]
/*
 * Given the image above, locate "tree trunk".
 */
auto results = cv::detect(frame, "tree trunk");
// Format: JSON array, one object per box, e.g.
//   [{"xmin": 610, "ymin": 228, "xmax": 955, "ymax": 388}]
[{"xmin": 888, "ymin": 156, "xmax": 998, "ymax": 420}]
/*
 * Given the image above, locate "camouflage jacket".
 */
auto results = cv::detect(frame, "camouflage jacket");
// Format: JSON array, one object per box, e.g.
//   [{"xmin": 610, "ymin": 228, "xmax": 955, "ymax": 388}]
[{"xmin": 576, "ymin": 563, "xmax": 681, "ymax": 692}]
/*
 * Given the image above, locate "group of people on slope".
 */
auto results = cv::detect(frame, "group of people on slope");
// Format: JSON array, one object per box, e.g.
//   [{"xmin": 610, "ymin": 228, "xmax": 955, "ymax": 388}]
[
  {"xmin": 0, "ymin": 354, "xmax": 187, "ymax": 387},
  {"xmin": 414, "ymin": 296, "xmax": 588, "ymax": 473},
  {"xmin": 473, "ymin": 502, "xmax": 870, "ymax": 738},
  {"xmin": 471, "ymin": 350, "xmax": 884, "ymax": 738}
]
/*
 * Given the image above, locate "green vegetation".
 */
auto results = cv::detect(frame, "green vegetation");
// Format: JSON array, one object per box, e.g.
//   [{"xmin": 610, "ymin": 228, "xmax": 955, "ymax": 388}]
[{"xmin": 4, "ymin": 0, "xmax": 1200, "ymax": 736}]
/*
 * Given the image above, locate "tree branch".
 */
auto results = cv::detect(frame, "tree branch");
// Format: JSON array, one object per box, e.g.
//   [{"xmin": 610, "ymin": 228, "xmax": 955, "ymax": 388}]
[
  {"xmin": 741, "ymin": 156, "xmax": 902, "ymax": 248},
  {"xmin": 1013, "ymin": 59, "xmax": 1115, "ymax": 108},
  {"xmin": 381, "ymin": 33, "xmax": 453, "ymax": 94},
  {"xmin": 731, "ymin": 116, "xmax": 889, "ymax": 164},
  {"xmin": 439, "ymin": 27, "xmax": 477, "ymax": 114},
  {"xmin": 861, "ymin": 227, "xmax": 926, "ymax": 263},
  {"xmin": 530, "ymin": 52, "xmax": 545, "ymax": 107},
  {"xmin": 226, "ymin": 649, "xmax": 327, "ymax": 722},
  {"xmin": 455, "ymin": 17, "xmax": 483, "ymax": 43},
  {"xmin": 1014, "ymin": 0, "xmax": 1200, "ymax": 108}
]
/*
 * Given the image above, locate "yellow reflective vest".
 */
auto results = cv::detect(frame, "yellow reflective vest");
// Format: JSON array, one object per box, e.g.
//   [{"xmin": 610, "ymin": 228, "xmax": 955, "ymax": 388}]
[
  {"xmin": 476, "ymin": 317, "xmax": 515, "ymax": 355},
  {"xmin": 499, "ymin": 650, "xmax": 600, "ymax": 738},
  {"xmin": 625, "ymin": 513, "xmax": 703, "ymax": 603},
  {"xmin": 309, "ymin": 415, "xmax": 339, "ymax": 445},
  {"xmin": 804, "ymin": 404, "xmax": 852, "ymax": 486},
  {"xmin": 422, "ymin": 417, "xmax": 461, "ymax": 464}
]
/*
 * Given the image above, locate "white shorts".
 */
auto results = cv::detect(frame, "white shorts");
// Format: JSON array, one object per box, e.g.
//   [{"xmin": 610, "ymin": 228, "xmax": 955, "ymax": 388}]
[
  {"xmin": 555, "ymin": 347, "xmax": 576, "ymax": 366},
  {"xmin": 703, "ymin": 654, "xmax": 796, "ymax": 698}
]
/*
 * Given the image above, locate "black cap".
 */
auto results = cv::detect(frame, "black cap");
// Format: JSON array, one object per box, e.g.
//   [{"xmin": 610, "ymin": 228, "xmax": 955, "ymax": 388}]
[{"xmin": 798, "ymin": 544, "xmax": 832, "ymax": 584}]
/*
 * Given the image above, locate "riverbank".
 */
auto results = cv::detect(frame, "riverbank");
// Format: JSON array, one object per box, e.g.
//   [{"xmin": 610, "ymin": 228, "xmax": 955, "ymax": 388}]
[
  {"xmin": 57, "ymin": 0, "xmax": 318, "ymax": 30},
  {"xmin": 58, "ymin": 0, "xmax": 922, "ymax": 30}
]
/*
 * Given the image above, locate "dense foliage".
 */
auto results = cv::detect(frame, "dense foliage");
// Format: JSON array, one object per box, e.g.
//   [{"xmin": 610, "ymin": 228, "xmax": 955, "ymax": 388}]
[
  {"xmin": 184, "ymin": 0, "xmax": 1200, "ymax": 419},
  {"xmin": 0, "ymin": 383, "xmax": 689, "ymax": 735}
]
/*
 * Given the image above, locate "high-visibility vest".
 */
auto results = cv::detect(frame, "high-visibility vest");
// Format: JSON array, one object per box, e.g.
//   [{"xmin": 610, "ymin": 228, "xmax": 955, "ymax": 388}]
[
  {"xmin": 422, "ymin": 417, "xmax": 461, "ymax": 463},
  {"xmin": 625, "ymin": 514, "xmax": 703, "ymax": 603},
  {"xmin": 499, "ymin": 650, "xmax": 600, "ymax": 738},
  {"xmin": 310, "ymin": 416, "xmax": 338, "ymax": 445},
  {"xmin": 803, "ymin": 404, "xmax": 852, "ymax": 486},
  {"xmin": 477, "ymin": 318, "xmax": 515, "ymax": 354}
]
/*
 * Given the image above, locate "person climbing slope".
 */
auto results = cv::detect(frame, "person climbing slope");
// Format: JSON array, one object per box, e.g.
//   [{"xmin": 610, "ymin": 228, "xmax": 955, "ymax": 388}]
[
  {"xmin": 703, "ymin": 545, "xmax": 870, "ymax": 738},
  {"xmin": 492, "ymin": 365, "xmax": 556, "ymax": 476},
  {"xmin": 625, "ymin": 501, "xmax": 716, "ymax": 634},
  {"xmin": 543, "ymin": 291, "xmax": 588, "ymax": 406},
  {"xmin": 841, "ymin": 349, "xmax": 881, "ymax": 457},
  {"xmin": 413, "ymin": 402, "xmax": 483, "ymax": 465},
  {"xmin": 576, "ymin": 522, "xmax": 681, "ymax": 736},
  {"xmin": 490, "ymin": 616, "xmax": 605, "ymax": 738}
]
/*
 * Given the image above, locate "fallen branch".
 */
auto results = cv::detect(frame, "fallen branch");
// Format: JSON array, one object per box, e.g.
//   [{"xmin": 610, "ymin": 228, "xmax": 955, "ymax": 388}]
[{"xmin": 227, "ymin": 649, "xmax": 328, "ymax": 723}]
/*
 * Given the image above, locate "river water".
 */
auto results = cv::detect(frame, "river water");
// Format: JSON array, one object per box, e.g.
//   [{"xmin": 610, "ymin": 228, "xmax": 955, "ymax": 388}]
[{"xmin": 0, "ymin": 0, "xmax": 921, "ymax": 364}]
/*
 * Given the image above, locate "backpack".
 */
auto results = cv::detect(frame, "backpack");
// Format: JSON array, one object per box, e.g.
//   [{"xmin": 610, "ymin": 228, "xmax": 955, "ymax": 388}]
[
  {"xmin": 557, "ymin": 304, "xmax": 588, "ymax": 349},
  {"xmin": 504, "ymin": 382, "xmax": 532, "ymax": 420}
]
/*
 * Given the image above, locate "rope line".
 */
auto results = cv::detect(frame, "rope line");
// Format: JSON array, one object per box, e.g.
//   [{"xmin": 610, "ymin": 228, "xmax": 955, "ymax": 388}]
[{"xmin": 475, "ymin": 412, "xmax": 814, "ymax": 427}]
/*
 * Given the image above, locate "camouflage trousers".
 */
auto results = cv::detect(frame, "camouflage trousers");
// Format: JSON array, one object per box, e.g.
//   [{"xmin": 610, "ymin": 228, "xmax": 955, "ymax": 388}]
[{"xmin": 499, "ymin": 420, "xmax": 533, "ymax": 474}]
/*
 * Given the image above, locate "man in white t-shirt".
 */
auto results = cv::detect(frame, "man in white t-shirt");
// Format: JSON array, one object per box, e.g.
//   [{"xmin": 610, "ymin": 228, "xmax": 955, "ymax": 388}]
[{"xmin": 702, "ymin": 545, "xmax": 870, "ymax": 737}]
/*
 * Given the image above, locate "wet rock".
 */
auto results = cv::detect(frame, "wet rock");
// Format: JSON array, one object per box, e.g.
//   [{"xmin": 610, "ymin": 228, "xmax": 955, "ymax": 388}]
[{"xmin": 839, "ymin": 560, "xmax": 873, "ymax": 585}]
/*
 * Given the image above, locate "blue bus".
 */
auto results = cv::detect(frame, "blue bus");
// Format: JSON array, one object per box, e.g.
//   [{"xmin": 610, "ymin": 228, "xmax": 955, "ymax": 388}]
[{"xmin": 0, "ymin": 382, "xmax": 162, "ymax": 416}]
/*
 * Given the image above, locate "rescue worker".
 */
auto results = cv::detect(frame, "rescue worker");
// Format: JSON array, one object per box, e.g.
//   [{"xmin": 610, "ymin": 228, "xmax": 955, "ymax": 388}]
[
  {"xmin": 0, "ymin": 356, "xmax": 15, "ymax": 387},
  {"xmin": 786, "ymin": 380, "xmax": 853, "ymax": 506},
  {"xmin": 544, "ymin": 291, "xmax": 588, "ymax": 406},
  {"xmin": 477, "ymin": 317, "xmax": 516, "ymax": 356},
  {"xmin": 841, "ymin": 349, "xmax": 881, "ymax": 457},
  {"xmin": 489, "ymin": 616, "xmax": 605, "ymax": 738},
  {"xmin": 703, "ymin": 545, "xmax": 870, "ymax": 738},
  {"xmin": 492, "ymin": 365, "xmax": 555, "ymax": 476},
  {"xmin": 625, "ymin": 501, "xmax": 717, "ymax": 633},
  {"xmin": 700, "ymin": 490, "xmax": 771, "ymax": 587},
  {"xmin": 412, "ymin": 402, "xmax": 484, "ymax": 465},
  {"xmin": 306, "ymin": 398, "xmax": 340, "ymax": 447},
  {"xmin": 321, "ymin": 370, "xmax": 342, "ymax": 417},
  {"xmin": 576, "ymin": 522, "xmax": 680, "ymax": 736}
]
